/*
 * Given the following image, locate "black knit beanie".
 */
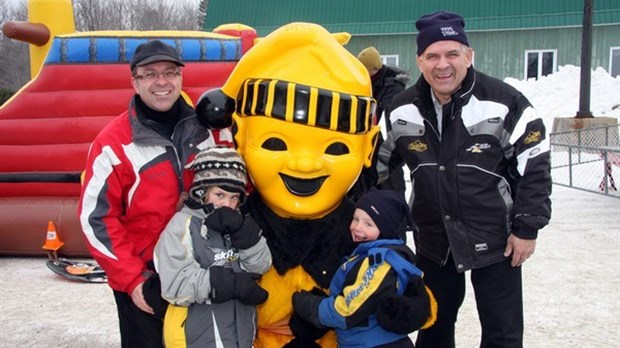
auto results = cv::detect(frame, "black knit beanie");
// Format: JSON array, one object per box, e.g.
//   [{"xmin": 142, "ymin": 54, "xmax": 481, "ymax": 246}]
[
  {"xmin": 354, "ymin": 188, "xmax": 413, "ymax": 240},
  {"xmin": 415, "ymin": 11, "xmax": 469, "ymax": 56}
]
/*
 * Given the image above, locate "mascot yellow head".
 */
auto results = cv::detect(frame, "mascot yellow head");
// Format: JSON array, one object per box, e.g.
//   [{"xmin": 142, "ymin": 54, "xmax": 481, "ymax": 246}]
[{"xmin": 198, "ymin": 23, "xmax": 379, "ymax": 219}]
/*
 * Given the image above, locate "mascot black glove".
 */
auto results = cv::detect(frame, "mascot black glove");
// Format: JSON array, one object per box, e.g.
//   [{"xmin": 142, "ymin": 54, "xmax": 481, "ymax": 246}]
[
  {"xmin": 209, "ymin": 266, "xmax": 268, "ymax": 305},
  {"xmin": 205, "ymin": 207, "xmax": 261, "ymax": 250},
  {"xmin": 288, "ymin": 288, "xmax": 329, "ymax": 347},
  {"xmin": 142, "ymin": 273, "xmax": 168, "ymax": 320},
  {"xmin": 376, "ymin": 276, "xmax": 432, "ymax": 334}
]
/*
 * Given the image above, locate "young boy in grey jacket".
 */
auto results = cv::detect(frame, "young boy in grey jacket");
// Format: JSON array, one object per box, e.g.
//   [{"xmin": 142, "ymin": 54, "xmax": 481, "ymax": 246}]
[{"xmin": 154, "ymin": 146, "xmax": 272, "ymax": 348}]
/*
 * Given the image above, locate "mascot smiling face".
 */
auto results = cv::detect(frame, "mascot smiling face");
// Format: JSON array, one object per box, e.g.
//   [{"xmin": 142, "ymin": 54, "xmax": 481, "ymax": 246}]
[{"xmin": 235, "ymin": 87, "xmax": 378, "ymax": 218}]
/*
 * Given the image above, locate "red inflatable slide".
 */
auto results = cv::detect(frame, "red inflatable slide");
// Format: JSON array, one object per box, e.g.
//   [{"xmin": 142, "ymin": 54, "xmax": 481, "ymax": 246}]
[{"xmin": 0, "ymin": 29, "xmax": 257, "ymax": 256}]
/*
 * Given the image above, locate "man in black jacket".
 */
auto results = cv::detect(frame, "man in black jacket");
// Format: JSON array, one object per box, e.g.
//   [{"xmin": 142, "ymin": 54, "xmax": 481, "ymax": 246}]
[
  {"xmin": 348, "ymin": 46, "xmax": 410, "ymax": 201},
  {"xmin": 376, "ymin": 11, "xmax": 552, "ymax": 348}
]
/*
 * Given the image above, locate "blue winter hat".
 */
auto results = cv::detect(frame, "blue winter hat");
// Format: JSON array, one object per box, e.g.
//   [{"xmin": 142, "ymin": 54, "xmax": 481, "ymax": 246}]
[
  {"xmin": 415, "ymin": 11, "xmax": 469, "ymax": 56},
  {"xmin": 355, "ymin": 188, "xmax": 414, "ymax": 240}
]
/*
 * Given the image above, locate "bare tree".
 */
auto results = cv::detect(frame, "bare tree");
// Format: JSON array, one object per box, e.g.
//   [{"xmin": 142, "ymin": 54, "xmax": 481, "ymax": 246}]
[
  {"xmin": 1, "ymin": 0, "xmax": 200, "ymax": 99},
  {"xmin": 73, "ymin": 0, "xmax": 199, "ymax": 31},
  {"xmin": 74, "ymin": 0, "xmax": 105, "ymax": 31},
  {"xmin": 0, "ymin": 0, "xmax": 29, "ymax": 93},
  {"xmin": 198, "ymin": 0, "xmax": 208, "ymax": 30}
]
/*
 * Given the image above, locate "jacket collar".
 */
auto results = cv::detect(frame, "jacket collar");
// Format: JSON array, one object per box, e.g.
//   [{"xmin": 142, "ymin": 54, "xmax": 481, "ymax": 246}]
[{"xmin": 128, "ymin": 96, "xmax": 197, "ymax": 146}]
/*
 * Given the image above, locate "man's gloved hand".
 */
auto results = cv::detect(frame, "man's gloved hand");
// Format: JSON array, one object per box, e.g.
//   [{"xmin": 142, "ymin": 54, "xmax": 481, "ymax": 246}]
[
  {"xmin": 376, "ymin": 276, "xmax": 434, "ymax": 334},
  {"xmin": 205, "ymin": 207, "xmax": 261, "ymax": 249},
  {"xmin": 142, "ymin": 273, "xmax": 168, "ymax": 320},
  {"xmin": 209, "ymin": 266, "xmax": 268, "ymax": 305}
]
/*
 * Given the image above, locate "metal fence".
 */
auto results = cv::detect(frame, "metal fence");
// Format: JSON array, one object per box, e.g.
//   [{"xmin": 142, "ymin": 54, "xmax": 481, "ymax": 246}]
[{"xmin": 550, "ymin": 123, "xmax": 620, "ymax": 198}]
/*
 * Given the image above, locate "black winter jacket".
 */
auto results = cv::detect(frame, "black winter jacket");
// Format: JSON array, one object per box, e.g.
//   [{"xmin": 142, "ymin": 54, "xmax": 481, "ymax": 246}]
[
  {"xmin": 347, "ymin": 66, "xmax": 410, "ymax": 201},
  {"xmin": 372, "ymin": 65, "xmax": 410, "ymax": 127},
  {"xmin": 377, "ymin": 67, "xmax": 552, "ymax": 272}
]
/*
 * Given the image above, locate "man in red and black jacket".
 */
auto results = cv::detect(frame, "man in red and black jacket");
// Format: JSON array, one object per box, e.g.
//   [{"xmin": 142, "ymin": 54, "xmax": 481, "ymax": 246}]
[{"xmin": 78, "ymin": 40, "xmax": 232, "ymax": 348}]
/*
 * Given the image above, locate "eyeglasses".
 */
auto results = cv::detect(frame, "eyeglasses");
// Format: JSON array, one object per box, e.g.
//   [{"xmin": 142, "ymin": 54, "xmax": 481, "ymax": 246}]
[{"xmin": 133, "ymin": 69, "xmax": 181, "ymax": 82}]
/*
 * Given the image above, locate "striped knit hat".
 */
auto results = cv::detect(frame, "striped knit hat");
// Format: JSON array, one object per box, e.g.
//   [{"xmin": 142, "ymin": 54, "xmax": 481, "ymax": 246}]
[{"xmin": 188, "ymin": 146, "xmax": 248, "ymax": 205}]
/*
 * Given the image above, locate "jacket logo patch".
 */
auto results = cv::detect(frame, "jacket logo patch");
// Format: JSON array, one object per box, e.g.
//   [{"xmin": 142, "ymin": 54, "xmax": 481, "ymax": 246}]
[
  {"xmin": 524, "ymin": 131, "xmax": 541, "ymax": 145},
  {"xmin": 345, "ymin": 265, "xmax": 376, "ymax": 306},
  {"xmin": 407, "ymin": 140, "xmax": 428, "ymax": 152},
  {"xmin": 488, "ymin": 117, "xmax": 500, "ymax": 123},
  {"xmin": 475, "ymin": 243, "xmax": 488, "ymax": 252},
  {"xmin": 214, "ymin": 249, "xmax": 239, "ymax": 262},
  {"xmin": 466, "ymin": 143, "xmax": 491, "ymax": 153}
]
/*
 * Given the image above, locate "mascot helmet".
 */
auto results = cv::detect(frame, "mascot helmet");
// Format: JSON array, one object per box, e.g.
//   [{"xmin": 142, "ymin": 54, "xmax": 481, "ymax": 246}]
[{"xmin": 199, "ymin": 22, "xmax": 380, "ymax": 218}]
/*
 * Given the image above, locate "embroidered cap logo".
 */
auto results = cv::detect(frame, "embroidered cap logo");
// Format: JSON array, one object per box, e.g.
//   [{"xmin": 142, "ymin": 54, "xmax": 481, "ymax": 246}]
[{"xmin": 440, "ymin": 26, "xmax": 459, "ymax": 37}]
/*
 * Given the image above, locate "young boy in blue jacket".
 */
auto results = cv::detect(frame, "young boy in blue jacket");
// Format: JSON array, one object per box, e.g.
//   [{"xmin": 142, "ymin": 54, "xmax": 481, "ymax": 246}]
[{"xmin": 292, "ymin": 188, "xmax": 437, "ymax": 348}]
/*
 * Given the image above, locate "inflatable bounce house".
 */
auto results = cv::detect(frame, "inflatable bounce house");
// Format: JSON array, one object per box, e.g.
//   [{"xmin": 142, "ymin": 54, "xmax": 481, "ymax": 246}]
[{"xmin": 0, "ymin": 0, "xmax": 257, "ymax": 256}]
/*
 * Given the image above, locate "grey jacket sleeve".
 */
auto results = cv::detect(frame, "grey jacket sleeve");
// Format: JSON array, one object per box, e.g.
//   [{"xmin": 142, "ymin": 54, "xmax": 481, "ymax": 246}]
[
  {"xmin": 154, "ymin": 212, "xmax": 212, "ymax": 306},
  {"xmin": 238, "ymin": 236, "xmax": 272, "ymax": 275}
]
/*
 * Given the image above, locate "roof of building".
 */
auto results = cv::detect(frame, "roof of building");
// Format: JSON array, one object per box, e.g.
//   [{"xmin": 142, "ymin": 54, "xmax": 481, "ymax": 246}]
[{"xmin": 204, "ymin": 0, "xmax": 620, "ymax": 36}]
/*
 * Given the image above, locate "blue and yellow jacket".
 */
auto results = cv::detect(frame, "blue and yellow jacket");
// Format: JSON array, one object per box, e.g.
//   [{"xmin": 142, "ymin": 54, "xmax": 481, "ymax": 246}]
[{"xmin": 317, "ymin": 239, "xmax": 422, "ymax": 348}]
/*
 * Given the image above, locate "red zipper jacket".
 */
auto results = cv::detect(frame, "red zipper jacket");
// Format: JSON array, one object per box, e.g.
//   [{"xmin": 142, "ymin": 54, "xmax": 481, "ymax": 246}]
[{"xmin": 79, "ymin": 96, "xmax": 232, "ymax": 294}]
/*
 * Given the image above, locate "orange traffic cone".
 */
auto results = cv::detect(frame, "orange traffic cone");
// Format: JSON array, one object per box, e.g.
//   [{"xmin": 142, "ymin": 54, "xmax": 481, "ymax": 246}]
[{"xmin": 42, "ymin": 220, "xmax": 64, "ymax": 252}]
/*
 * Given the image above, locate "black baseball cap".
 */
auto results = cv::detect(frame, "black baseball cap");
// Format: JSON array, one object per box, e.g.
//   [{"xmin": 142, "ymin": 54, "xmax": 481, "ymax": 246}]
[{"xmin": 129, "ymin": 39, "xmax": 185, "ymax": 71}]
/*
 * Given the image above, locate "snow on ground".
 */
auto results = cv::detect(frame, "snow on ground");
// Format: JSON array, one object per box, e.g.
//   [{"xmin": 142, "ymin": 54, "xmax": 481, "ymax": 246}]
[{"xmin": 1, "ymin": 185, "xmax": 617, "ymax": 347}]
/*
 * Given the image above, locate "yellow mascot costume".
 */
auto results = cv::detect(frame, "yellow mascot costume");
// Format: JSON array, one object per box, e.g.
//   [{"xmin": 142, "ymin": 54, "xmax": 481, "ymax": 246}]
[{"xmin": 198, "ymin": 22, "xmax": 379, "ymax": 347}]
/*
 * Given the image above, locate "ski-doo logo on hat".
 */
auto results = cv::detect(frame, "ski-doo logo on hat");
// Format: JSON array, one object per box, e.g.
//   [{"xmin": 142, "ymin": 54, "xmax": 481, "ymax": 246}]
[{"xmin": 440, "ymin": 26, "xmax": 459, "ymax": 37}]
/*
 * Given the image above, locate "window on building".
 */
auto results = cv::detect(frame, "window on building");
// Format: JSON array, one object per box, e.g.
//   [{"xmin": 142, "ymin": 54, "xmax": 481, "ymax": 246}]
[
  {"xmin": 381, "ymin": 55, "xmax": 398, "ymax": 67},
  {"xmin": 524, "ymin": 49, "xmax": 557, "ymax": 80},
  {"xmin": 610, "ymin": 47, "xmax": 620, "ymax": 78}
]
